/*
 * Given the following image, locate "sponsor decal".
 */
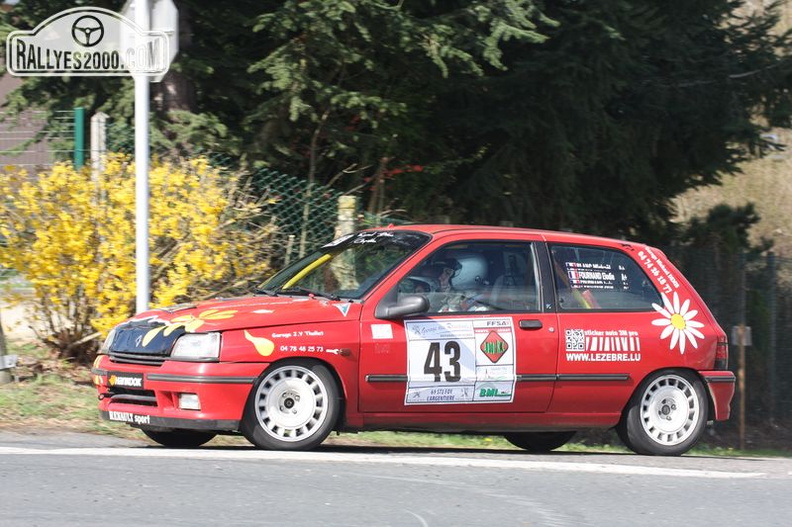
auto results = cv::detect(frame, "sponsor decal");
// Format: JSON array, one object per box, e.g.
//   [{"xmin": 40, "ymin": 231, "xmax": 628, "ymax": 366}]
[
  {"xmin": 651, "ymin": 291, "xmax": 705, "ymax": 354},
  {"xmin": 108, "ymin": 411, "xmax": 151, "ymax": 425},
  {"xmin": 637, "ymin": 248, "xmax": 680, "ymax": 295},
  {"xmin": 564, "ymin": 328, "xmax": 642, "ymax": 362},
  {"xmin": 271, "ymin": 330, "xmax": 324, "ymax": 339},
  {"xmin": 476, "ymin": 382, "xmax": 513, "ymax": 400},
  {"xmin": 108, "ymin": 372, "xmax": 144, "ymax": 388},
  {"xmin": 480, "ymin": 331, "xmax": 508, "ymax": 363},
  {"xmin": 564, "ymin": 328, "xmax": 641, "ymax": 352},
  {"xmin": 565, "ymin": 352, "xmax": 642, "ymax": 362}
]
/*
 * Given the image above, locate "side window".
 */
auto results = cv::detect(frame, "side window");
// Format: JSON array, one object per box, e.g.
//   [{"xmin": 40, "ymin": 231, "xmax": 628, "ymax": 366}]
[
  {"xmin": 398, "ymin": 242, "xmax": 541, "ymax": 313},
  {"xmin": 550, "ymin": 244, "xmax": 661, "ymax": 311}
]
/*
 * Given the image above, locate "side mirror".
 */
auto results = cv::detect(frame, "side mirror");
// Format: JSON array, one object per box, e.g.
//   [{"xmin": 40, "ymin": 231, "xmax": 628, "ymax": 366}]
[{"xmin": 375, "ymin": 294, "xmax": 430, "ymax": 319}]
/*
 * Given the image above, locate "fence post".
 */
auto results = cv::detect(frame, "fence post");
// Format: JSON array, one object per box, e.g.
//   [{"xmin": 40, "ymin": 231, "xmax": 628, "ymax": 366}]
[
  {"xmin": 74, "ymin": 107, "xmax": 85, "ymax": 169},
  {"xmin": 336, "ymin": 195, "xmax": 357, "ymax": 237},
  {"xmin": 333, "ymin": 195, "xmax": 358, "ymax": 289},
  {"xmin": 90, "ymin": 111, "xmax": 108, "ymax": 177}
]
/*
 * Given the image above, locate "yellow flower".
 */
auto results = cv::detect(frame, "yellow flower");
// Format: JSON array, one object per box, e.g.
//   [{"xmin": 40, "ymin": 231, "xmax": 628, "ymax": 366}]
[{"xmin": 0, "ymin": 154, "xmax": 272, "ymax": 353}]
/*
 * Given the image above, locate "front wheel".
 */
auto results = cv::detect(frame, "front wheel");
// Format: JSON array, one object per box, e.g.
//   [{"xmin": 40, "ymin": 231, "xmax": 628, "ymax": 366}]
[
  {"xmin": 504, "ymin": 431, "xmax": 576, "ymax": 452},
  {"xmin": 241, "ymin": 360, "xmax": 340, "ymax": 451},
  {"xmin": 141, "ymin": 429, "xmax": 217, "ymax": 448},
  {"xmin": 617, "ymin": 370, "xmax": 708, "ymax": 456}
]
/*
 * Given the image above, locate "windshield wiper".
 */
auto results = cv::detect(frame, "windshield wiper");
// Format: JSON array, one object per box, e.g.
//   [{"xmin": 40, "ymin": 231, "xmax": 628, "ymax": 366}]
[
  {"xmin": 254, "ymin": 288, "xmax": 279, "ymax": 296},
  {"xmin": 276, "ymin": 286, "xmax": 340, "ymax": 301}
]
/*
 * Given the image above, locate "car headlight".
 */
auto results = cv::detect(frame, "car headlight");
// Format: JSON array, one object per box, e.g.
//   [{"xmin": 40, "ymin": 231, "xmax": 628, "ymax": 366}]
[{"xmin": 171, "ymin": 333, "xmax": 221, "ymax": 360}]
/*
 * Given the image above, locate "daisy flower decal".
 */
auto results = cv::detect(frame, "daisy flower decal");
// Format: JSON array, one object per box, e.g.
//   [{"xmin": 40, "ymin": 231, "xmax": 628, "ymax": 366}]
[{"xmin": 651, "ymin": 292, "xmax": 705, "ymax": 354}]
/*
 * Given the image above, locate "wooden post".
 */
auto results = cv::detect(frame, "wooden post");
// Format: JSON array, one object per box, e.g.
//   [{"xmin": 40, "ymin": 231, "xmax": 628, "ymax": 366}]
[
  {"xmin": 332, "ymin": 196, "xmax": 358, "ymax": 290},
  {"xmin": 335, "ymin": 195, "xmax": 357, "ymax": 238}
]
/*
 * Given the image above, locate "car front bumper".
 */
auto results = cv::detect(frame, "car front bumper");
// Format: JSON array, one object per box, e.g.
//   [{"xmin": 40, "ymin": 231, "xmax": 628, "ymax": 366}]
[{"xmin": 92, "ymin": 356, "xmax": 266, "ymax": 432}]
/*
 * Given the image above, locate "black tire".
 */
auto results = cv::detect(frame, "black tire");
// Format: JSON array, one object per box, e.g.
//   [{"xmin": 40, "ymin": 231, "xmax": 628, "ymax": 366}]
[
  {"xmin": 504, "ymin": 431, "xmax": 577, "ymax": 452},
  {"xmin": 617, "ymin": 370, "xmax": 708, "ymax": 456},
  {"xmin": 241, "ymin": 360, "xmax": 340, "ymax": 451},
  {"xmin": 141, "ymin": 429, "xmax": 217, "ymax": 448}
]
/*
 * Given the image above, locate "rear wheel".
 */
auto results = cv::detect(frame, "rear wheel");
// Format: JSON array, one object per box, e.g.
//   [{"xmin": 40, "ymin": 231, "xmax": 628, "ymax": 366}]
[
  {"xmin": 617, "ymin": 370, "xmax": 707, "ymax": 456},
  {"xmin": 141, "ymin": 429, "xmax": 216, "ymax": 448},
  {"xmin": 241, "ymin": 360, "xmax": 340, "ymax": 450},
  {"xmin": 504, "ymin": 431, "xmax": 576, "ymax": 452}
]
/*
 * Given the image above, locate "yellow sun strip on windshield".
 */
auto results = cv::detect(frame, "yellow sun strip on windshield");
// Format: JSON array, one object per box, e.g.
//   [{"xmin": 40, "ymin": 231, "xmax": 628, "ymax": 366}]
[{"xmin": 282, "ymin": 253, "xmax": 333, "ymax": 289}]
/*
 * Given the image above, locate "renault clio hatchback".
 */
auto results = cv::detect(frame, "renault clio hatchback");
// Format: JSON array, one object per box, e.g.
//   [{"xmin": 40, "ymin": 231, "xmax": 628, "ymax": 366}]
[{"xmin": 93, "ymin": 225, "xmax": 735, "ymax": 456}]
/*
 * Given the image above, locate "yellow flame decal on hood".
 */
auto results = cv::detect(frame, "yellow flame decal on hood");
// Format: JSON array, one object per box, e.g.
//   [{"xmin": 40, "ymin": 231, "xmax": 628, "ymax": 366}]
[
  {"xmin": 244, "ymin": 330, "xmax": 275, "ymax": 357},
  {"xmin": 140, "ymin": 309, "xmax": 240, "ymax": 346}
]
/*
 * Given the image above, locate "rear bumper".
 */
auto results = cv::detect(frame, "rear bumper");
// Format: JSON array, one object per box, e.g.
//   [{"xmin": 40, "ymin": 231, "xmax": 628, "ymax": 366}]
[
  {"xmin": 701, "ymin": 371, "xmax": 736, "ymax": 421},
  {"xmin": 93, "ymin": 356, "xmax": 265, "ymax": 432}
]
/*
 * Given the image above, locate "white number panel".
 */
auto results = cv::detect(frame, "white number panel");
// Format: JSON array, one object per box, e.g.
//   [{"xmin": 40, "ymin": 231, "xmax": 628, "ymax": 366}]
[{"xmin": 404, "ymin": 318, "xmax": 516, "ymax": 405}]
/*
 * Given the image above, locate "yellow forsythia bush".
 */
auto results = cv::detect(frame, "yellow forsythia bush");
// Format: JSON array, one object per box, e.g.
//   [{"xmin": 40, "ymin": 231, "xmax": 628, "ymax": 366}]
[{"xmin": 0, "ymin": 154, "xmax": 274, "ymax": 361}]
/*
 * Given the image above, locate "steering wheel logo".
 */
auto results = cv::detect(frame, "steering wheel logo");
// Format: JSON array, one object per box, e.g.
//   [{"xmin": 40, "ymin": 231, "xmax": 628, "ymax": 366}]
[{"xmin": 71, "ymin": 15, "xmax": 104, "ymax": 47}]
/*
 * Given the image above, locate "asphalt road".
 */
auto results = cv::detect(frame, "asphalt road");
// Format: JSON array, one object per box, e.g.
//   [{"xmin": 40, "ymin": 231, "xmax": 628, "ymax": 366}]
[{"xmin": 0, "ymin": 431, "xmax": 790, "ymax": 526}]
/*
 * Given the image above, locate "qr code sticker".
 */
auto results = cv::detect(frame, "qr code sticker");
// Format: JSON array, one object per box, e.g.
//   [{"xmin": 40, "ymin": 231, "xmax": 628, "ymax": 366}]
[{"xmin": 565, "ymin": 329, "xmax": 585, "ymax": 351}]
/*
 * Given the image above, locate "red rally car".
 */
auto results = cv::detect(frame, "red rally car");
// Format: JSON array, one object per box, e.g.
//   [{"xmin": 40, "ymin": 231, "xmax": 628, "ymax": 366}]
[{"xmin": 93, "ymin": 225, "xmax": 735, "ymax": 455}]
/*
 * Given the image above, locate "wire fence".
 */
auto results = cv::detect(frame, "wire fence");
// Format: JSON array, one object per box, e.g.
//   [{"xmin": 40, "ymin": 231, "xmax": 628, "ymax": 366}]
[
  {"xmin": 250, "ymin": 168, "xmax": 348, "ymax": 265},
  {"xmin": 0, "ymin": 110, "xmax": 75, "ymax": 168}
]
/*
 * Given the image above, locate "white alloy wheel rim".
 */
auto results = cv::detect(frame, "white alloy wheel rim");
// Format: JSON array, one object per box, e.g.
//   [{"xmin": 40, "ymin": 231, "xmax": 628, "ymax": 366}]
[
  {"xmin": 255, "ymin": 365, "xmax": 329, "ymax": 442},
  {"xmin": 640, "ymin": 374, "xmax": 700, "ymax": 446}
]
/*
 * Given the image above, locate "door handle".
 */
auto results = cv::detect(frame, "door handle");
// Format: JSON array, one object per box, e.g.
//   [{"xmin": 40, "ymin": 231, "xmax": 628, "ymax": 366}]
[{"xmin": 518, "ymin": 319, "xmax": 543, "ymax": 330}]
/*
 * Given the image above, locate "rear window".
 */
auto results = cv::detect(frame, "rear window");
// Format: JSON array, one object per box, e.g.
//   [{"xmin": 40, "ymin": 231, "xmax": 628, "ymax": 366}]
[{"xmin": 550, "ymin": 244, "xmax": 661, "ymax": 311}]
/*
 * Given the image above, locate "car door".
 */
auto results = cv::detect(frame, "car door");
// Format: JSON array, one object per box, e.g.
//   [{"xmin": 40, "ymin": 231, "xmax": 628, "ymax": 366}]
[
  {"xmin": 546, "ymin": 242, "xmax": 662, "ymax": 414},
  {"xmin": 358, "ymin": 238, "xmax": 558, "ymax": 414}
]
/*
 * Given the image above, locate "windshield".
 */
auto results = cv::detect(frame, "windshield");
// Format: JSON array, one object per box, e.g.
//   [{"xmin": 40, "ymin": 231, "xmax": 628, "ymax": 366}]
[{"xmin": 260, "ymin": 230, "xmax": 430, "ymax": 300}]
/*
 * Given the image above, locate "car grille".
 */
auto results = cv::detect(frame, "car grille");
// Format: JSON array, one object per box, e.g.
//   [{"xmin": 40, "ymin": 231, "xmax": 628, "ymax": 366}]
[
  {"xmin": 106, "ymin": 320, "xmax": 187, "ymax": 366},
  {"xmin": 108, "ymin": 352, "xmax": 166, "ymax": 366}
]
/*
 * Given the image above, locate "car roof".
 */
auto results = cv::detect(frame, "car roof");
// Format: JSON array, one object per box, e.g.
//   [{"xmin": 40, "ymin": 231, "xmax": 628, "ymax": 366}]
[{"xmin": 368, "ymin": 224, "xmax": 645, "ymax": 248}]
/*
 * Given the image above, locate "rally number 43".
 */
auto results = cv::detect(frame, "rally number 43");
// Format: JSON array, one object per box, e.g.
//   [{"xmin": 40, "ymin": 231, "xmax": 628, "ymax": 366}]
[{"xmin": 423, "ymin": 341, "xmax": 461, "ymax": 382}]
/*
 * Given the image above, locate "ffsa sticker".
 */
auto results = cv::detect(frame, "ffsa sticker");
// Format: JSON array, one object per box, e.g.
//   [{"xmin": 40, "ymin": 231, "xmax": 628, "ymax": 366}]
[{"xmin": 404, "ymin": 318, "xmax": 516, "ymax": 405}]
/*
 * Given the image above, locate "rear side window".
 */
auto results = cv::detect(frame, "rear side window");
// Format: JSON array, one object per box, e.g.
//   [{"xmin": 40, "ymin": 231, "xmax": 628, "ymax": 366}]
[{"xmin": 550, "ymin": 244, "xmax": 661, "ymax": 311}]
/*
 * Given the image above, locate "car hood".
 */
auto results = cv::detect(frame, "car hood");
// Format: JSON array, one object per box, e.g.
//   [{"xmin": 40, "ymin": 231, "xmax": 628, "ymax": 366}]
[{"xmin": 130, "ymin": 295, "xmax": 361, "ymax": 332}]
